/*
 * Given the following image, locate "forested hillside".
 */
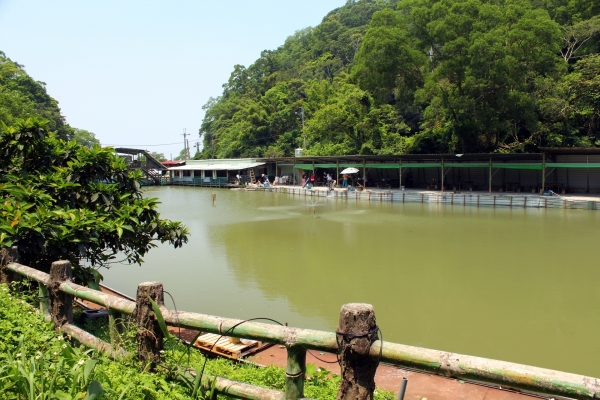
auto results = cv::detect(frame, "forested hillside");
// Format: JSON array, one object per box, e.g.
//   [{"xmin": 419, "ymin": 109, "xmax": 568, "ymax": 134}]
[
  {"xmin": 0, "ymin": 51, "xmax": 98, "ymax": 146},
  {"xmin": 198, "ymin": 0, "xmax": 600, "ymax": 157}
]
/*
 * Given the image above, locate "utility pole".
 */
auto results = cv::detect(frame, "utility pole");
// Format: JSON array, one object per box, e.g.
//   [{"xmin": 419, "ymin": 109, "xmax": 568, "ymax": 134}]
[
  {"xmin": 295, "ymin": 106, "xmax": 305, "ymax": 149},
  {"xmin": 181, "ymin": 129, "xmax": 190, "ymax": 160}
]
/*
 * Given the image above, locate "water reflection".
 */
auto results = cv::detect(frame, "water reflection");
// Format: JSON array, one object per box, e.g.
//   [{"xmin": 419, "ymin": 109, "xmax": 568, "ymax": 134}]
[{"xmin": 103, "ymin": 187, "xmax": 600, "ymax": 377}]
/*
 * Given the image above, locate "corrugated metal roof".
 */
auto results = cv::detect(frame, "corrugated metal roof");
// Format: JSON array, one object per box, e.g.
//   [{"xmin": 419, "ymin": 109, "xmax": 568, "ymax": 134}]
[{"xmin": 168, "ymin": 161, "xmax": 264, "ymax": 171}]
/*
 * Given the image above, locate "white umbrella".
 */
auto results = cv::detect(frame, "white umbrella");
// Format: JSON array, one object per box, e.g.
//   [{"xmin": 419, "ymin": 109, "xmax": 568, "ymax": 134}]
[{"xmin": 340, "ymin": 167, "xmax": 359, "ymax": 174}]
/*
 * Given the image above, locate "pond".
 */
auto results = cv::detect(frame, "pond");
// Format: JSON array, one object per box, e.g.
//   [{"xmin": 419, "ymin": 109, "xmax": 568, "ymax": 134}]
[{"xmin": 103, "ymin": 186, "xmax": 600, "ymax": 377}]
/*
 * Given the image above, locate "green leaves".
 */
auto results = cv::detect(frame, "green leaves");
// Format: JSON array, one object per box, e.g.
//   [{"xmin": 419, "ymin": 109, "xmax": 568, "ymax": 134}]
[
  {"xmin": 148, "ymin": 297, "xmax": 172, "ymax": 340},
  {"xmin": 0, "ymin": 119, "xmax": 189, "ymax": 287}
]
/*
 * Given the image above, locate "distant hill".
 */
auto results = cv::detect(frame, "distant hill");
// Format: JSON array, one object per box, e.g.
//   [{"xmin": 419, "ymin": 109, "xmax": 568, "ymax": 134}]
[
  {"xmin": 198, "ymin": 0, "xmax": 600, "ymax": 157},
  {"xmin": 0, "ymin": 51, "xmax": 71, "ymax": 139},
  {"xmin": 0, "ymin": 51, "xmax": 99, "ymax": 146}
]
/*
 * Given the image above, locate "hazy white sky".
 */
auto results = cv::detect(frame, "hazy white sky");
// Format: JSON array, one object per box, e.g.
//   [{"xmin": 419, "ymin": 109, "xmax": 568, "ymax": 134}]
[{"xmin": 0, "ymin": 0, "xmax": 344, "ymax": 158}]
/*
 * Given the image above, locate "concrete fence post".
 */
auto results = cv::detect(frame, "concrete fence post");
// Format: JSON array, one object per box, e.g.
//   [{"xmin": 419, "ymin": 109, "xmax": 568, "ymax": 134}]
[
  {"xmin": 336, "ymin": 303, "xmax": 379, "ymax": 400},
  {"xmin": 135, "ymin": 282, "xmax": 164, "ymax": 371},
  {"xmin": 0, "ymin": 246, "xmax": 19, "ymax": 283},
  {"xmin": 48, "ymin": 260, "xmax": 74, "ymax": 328}
]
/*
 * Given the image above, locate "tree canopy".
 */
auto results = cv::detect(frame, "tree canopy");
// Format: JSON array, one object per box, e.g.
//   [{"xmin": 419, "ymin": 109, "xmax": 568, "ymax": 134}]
[
  {"xmin": 198, "ymin": 0, "xmax": 600, "ymax": 156},
  {"xmin": 0, "ymin": 118, "xmax": 188, "ymax": 287}
]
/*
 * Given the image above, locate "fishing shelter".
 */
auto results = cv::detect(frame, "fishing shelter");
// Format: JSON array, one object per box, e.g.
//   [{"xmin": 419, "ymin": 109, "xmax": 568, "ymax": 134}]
[
  {"xmin": 260, "ymin": 150, "xmax": 600, "ymax": 193},
  {"xmin": 167, "ymin": 158, "xmax": 265, "ymax": 186}
]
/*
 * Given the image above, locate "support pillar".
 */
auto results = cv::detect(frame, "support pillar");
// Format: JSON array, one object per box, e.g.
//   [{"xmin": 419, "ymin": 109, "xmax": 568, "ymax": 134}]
[
  {"xmin": 441, "ymin": 158, "xmax": 445, "ymax": 192},
  {"xmin": 541, "ymin": 152, "xmax": 546, "ymax": 194},
  {"xmin": 489, "ymin": 158, "xmax": 492, "ymax": 193}
]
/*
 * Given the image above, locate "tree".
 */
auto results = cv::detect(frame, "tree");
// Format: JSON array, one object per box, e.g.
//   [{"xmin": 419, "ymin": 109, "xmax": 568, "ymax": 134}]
[
  {"xmin": 402, "ymin": 0, "xmax": 563, "ymax": 152},
  {"xmin": 564, "ymin": 55, "xmax": 600, "ymax": 141},
  {"xmin": 0, "ymin": 118, "xmax": 188, "ymax": 287},
  {"xmin": 304, "ymin": 76, "xmax": 409, "ymax": 155},
  {"xmin": 149, "ymin": 152, "xmax": 166, "ymax": 162},
  {"xmin": 72, "ymin": 128, "xmax": 100, "ymax": 148},
  {"xmin": 0, "ymin": 51, "xmax": 72, "ymax": 140},
  {"xmin": 560, "ymin": 16, "xmax": 600, "ymax": 62},
  {"xmin": 174, "ymin": 148, "xmax": 189, "ymax": 160},
  {"xmin": 352, "ymin": 9, "xmax": 425, "ymax": 104}
]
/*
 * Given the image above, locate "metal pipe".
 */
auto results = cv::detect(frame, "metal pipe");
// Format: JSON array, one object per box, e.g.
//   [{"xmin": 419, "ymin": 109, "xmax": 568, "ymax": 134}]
[{"xmin": 397, "ymin": 377, "xmax": 408, "ymax": 400}]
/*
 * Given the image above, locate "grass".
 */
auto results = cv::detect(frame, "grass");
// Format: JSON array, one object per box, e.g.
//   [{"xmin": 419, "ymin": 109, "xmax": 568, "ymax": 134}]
[{"xmin": 0, "ymin": 282, "xmax": 395, "ymax": 399}]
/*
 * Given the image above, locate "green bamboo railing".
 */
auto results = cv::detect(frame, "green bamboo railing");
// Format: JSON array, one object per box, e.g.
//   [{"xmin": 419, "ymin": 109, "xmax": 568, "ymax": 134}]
[{"xmin": 5, "ymin": 260, "xmax": 600, "ymax": 399}]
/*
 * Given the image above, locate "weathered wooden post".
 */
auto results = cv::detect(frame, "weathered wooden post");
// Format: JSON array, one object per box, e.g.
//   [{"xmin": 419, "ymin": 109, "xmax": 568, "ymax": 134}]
[
  {"xmin": 285, "ymin": 344, "xmax": 306, "ymax": 399},
  {"xmin": 0, "ymin": 246, "xmax": 19, "ymax": 283},
  {"xmin": 336, "ymin": 303, "xmax": 378, "ymax": 400},
  {"xmin": 48, "ymin": 260, "xmax": 74, "ymax": 328},
  {"xmin": 135, "ymin": 282, "xmax": 164, "ymax": 371}
]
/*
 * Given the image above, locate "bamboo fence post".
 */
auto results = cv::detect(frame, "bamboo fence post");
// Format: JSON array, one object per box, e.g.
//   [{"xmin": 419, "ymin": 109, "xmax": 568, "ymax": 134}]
[
  {"xmin": 135, "ymin": 282, "xmax": 164, "ymax": 371},
  {"xmin": 39, "ymin": 284, "xmax": 51, "ymax": 321},
  {"xmin": 108, "ymin": 308, "xmax": 124, "ymax": 346},
  {"xmin": 48, "ymin": 260, "xmax": 74, "ymax": 328},
  {"xmin": 336, "ymin": 303, "xmax": 378, "ymax": 400},
  {"xmin": 0, "ymin": 246, "xmax": 19, "ymax": 283},
  {"xmin": 285, "ymin": 345, "xmax": 306, "ymax": 399}
]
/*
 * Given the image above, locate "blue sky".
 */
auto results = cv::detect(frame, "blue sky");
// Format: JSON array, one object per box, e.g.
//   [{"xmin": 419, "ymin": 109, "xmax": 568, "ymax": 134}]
[{"xmin": 0, "ymin": 0, "xmax": 345, "ymax": 158}]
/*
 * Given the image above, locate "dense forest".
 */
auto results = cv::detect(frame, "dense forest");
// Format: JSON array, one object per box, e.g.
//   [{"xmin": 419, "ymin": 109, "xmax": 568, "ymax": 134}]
[
  {"xmin": 0, "ymin": 51, "xmax": 99, "ymax": 147},
  {"xmin": 198, "ymin": 0, "xmax": 600, "ymax": 158}
]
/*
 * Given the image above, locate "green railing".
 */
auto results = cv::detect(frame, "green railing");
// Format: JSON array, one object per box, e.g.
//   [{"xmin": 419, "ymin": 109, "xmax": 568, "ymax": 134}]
[{"xmin": 2, "ymin": 255, "xmax": 600, "ymax": 399}]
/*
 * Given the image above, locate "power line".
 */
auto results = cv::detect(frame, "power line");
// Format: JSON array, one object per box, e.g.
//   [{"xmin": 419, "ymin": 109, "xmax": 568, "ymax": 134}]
[{"xmin": 103, "ymin": 141, "xmax": 184, "ymax": 147}]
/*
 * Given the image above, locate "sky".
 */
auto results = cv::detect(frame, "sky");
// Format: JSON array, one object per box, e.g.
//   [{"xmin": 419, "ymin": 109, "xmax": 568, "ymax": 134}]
[{"xmin": 0, "ymin": 0, "xmax": 345, "ymax": 159}]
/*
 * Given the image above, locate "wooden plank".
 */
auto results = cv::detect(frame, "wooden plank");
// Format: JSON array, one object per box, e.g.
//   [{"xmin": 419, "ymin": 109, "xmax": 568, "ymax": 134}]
[{"xmin": 194, "ymin": 333, "xmax": 259, "ymax": 359}]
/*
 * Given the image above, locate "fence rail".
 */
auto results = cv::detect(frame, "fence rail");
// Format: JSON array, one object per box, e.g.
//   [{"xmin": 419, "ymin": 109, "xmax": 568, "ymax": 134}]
[
  {"xmin": 253, "ymin": 186, "xmax": 600, "ymax": 211},
  {"xmin": 2, "ymin": 255, "xmax": 600, "ymax": 399}
]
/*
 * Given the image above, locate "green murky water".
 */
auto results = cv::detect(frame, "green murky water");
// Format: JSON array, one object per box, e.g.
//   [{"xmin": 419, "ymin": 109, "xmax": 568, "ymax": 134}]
[{"xmin": 103, "ymin": 186, "xmax": 600, "ymax": 377}]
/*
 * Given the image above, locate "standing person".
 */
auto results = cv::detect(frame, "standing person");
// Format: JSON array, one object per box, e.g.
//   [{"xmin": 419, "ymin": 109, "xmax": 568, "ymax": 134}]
[
  {"xmin": 326, "ymin": 173, "xmax": 333, "ymax": 190},
  {"xmin": 342, "ymin": 174, "xmax": 348, "ymax": 188}
]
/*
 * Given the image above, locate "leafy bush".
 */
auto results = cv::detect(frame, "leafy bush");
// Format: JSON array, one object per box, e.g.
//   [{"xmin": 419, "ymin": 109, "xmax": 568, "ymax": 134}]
[{"xmin": 0, "ymin": 118, "xmax": 188, "ymax": 286}]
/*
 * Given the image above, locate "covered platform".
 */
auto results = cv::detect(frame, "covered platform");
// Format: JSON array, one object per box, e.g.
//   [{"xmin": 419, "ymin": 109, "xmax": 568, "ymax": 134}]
[
  {"xmin": 166, "ymin": 158, "xmax": 266, "ymax": 187},
  {"xmin": 260, "ymin": 149, "xmax": 600, "ymax": 195}
]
